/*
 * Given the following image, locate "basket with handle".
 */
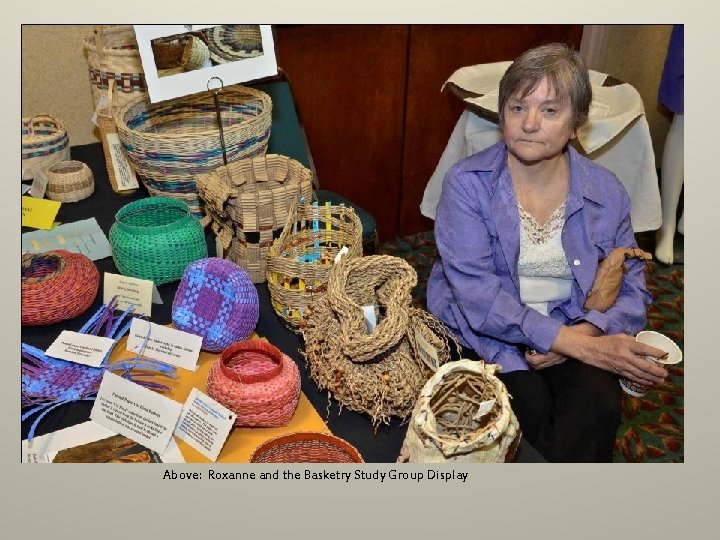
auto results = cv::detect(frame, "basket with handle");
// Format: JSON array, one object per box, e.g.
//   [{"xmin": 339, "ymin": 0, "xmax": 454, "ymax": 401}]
[
  {"xmin": 21, "ymin": 114, "xmax": 71, "ymax": 181},
  {"xmin": 197, "ymin": 154, "xmax": 314, "ymax": 282},
  {"xmin": 115, "ymin": 85, "xmax": 272, "ymax": 216},
  {"xmin": 249, "ymin": 432, "xmax": 364, "ymax": 463},
  {"xmin": 266, "ymin": 198, "xmax": 363, "ymax": 330},
  {"xmin": 83, "ymin": 25, "xmax": 147, "ymax": 111},
  {"xmin": 206, "ymin": 339, "xmax": 301, "ymax": 428}
]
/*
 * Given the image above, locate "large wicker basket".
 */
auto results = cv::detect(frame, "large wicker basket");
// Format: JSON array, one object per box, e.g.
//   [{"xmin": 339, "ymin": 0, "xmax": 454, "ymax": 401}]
[
  {"xmin": 266, "ymin": 199, "xmax": 363, "ymax": 330},
  {"xmin": 249, "ymin": 432, "xmax": 364, "ymax": 463},
  {"xmin": 115, "ymin": 85, "xmax": 272, "ymax": 216},
  {"xmin": 21, "ymin": 115, "xmax": 71, "ymax": 181},
  {"xmin": 197, "ymin": 154, "xmax": 314, "ymax": 283}
]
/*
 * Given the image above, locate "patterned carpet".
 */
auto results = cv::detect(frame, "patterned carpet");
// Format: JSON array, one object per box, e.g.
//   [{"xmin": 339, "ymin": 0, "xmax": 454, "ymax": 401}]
[{"xmin": 379, "ymin": 230, "xmax": 684, "ymax": 463}]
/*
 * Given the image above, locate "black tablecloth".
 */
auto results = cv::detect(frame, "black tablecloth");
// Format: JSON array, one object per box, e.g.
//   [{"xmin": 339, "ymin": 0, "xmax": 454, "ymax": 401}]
[{"xmin": 21, "ymin": 140, "xmax": 545, "ymax": 463}]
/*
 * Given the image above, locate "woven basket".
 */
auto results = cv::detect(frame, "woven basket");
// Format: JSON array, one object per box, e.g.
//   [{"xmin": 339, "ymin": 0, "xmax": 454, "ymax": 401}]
[
  {"xmin": 249, "ymin": 432, "xmax": 364, "ymax": 463},
  {"xmin": 109, "ymin": 197, "xmax": 208, "ymax": 285},
  {"xmin": 206, "ymin": 339, "xmax": 301, "ymax": 428},
  {"xmin": 96, "ymin": 79, "xmax": 137, "ymax": 195},
  {"xmin": 114, "ymin": 85, "xmax": 272, "ymax": 216},
  {"xmin": 21, "ymin": 250, "xmax": 100, "ymax": 326},
  {"xmin": 172, "ymin": 258, "xmax": 259, "ymax": 352},
  {"xmin": 21, "ymin": 115, "xmax": 71, "ymax": 181},
  {"xmin": 204, "ymin": 25, "xmax": 264, "ymax": 63},
  {"xmin": 83, "ymin": 25, "xmax": 147, "ymax": 111},
  {"xmin": 398, "ymin": 359, "xmax": 521, "ymax": 463},
  {"xmin": 45, "ymin": 160, "xmax": 95, "ymax": 203},
  {"xmin": 151, "ymin": 36, "xmax": 187, "ymax": 69},
  {"xmin": 197, "ymin": 154, "xmax": 314, "ymax": 283},
  {"xmin": 181, "ymin": 35, "xmax": 210, "ymax": 71},
  {"xmin": 302, "ymin": 255, "xmax": 458, "ymax": 427},
  {"xmin": 266, "ymin": 200, "xmax": 362, "ymax": 330}
]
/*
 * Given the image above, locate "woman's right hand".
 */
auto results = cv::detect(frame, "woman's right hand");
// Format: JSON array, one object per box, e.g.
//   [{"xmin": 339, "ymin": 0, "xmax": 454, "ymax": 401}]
[
  {"xmin": 582, "ymin": 333, "xmax": 669, "ymax": 386},
  {"xmin": 552, "ymin": 328, "xmax": 669, "ymax": 386}
]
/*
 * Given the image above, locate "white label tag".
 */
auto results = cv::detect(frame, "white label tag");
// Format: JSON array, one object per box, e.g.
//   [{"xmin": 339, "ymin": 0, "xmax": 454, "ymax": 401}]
[
  {"xmin": 334, "ymin": 245, "xmax": 349, "ymax": 263},
  {"xmin": 472, "ymin": 399, "xmax": 497, "ymax": 421},
  {"xmin": 29, "ymin": 168, "xmax": 49, "ymax": 199},
  {"xmin": 151, "ymin": 283, "xmax": 163, "ymax": 305},
  {"xmin": 105, "ymin": 132, "xmax": 139, "ymax": 191},
  {"xmin": 174, "ymin": 388, "xmax": 236, "ymax": 462},
  {"xmin": 215, "ymin": 234, "xmax": 223, "ymax": 258},
  {"xmin": 104, "ymin": 272, "xmax": 154, "ymax": 317},
  {"xmin": 127, "ymin": 319, "xmax": 202, "ymax": 372},
  {"xmin": 90, "ymin": 372, "xmax": 182, "ymax": 454},
  {"xmin": 413, "ymin": 327, "xmax": 440, "ymax": 371},
  {"xmin": 45, "ymin": 331, "xmax": 116, "ymax": 368},
  {"xmin": 362, "ymin": 304, "xmax": 377, "ymax": 334}
]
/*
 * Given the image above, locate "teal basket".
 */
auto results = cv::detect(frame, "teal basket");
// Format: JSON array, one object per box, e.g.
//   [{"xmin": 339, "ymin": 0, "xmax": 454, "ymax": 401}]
[{"xmin": 109, "ymin": 197, "xmax": 208, "ymax": 285}]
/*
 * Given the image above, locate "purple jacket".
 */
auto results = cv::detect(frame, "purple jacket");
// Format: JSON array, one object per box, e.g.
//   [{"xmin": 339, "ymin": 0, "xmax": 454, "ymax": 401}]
[{"xmin": 427, "ymin": 141, "xmax": 652, "ymax": 373}]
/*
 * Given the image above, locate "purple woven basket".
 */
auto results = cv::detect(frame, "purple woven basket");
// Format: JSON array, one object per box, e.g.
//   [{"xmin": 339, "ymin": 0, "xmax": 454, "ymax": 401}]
[{"xmin": 172, "ymin": 258, "xmax": 259, "ymax": 352}]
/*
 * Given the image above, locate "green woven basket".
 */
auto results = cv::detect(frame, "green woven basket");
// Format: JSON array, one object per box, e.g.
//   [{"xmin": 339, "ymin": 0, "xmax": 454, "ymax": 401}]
[{"xmin": 109, "ymin": 197, "xmax": 208, "ymax": 285}]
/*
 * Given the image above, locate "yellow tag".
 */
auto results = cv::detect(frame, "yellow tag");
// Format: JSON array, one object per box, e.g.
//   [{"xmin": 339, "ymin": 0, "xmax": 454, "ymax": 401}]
[{"xmin": 21, "ymin": 196, "xmax": 61, "ymax": 230}]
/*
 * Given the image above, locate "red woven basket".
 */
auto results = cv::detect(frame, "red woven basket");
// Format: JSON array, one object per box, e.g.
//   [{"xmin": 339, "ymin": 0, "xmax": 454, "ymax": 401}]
[
  {"xmin": 21, "ymin": 250, "xmax": 100, "ymax": 326},
  {"xmin": 249, "ymin": 432, "xmax": 364, "ymax": 463},
  {"xmin": 206, "ymin": 339, "xmax": 300, "ymax": 427}
]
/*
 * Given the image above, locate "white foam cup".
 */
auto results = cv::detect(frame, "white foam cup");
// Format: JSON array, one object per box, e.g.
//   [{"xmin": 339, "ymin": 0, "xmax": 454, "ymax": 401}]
[{"xmin": 619, "ymin": 331, "xmax": 683, "ymax": 397}]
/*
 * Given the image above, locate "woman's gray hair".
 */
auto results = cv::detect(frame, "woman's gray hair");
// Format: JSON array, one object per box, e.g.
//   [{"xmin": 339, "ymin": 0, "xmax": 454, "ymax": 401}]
[{"xmin": 498, "ymin": 43, "xmax": 592, "ymax": 131}]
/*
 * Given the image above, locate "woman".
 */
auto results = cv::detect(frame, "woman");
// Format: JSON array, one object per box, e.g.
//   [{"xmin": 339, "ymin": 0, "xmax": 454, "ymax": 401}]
[{"xmin": 427, "ymin": 43, "xmax": 668, "ymax": 462}]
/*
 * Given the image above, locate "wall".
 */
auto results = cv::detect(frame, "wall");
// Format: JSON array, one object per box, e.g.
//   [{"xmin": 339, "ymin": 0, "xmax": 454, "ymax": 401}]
[{"xmin": 22, "ymin": 25, "xmax": 98, "ymax": 146}]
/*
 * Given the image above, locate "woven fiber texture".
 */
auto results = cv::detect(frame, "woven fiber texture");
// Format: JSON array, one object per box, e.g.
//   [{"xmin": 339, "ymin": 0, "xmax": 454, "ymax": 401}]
[
  {"xmin": 109, "ymin": 197, "xmax": 208, "ymax": 285},
  {"xmin": 21, "ymin": 115, "xmax": 71, "ymax": 181},
  {"xmin": 302, "ymin": 255, "xmax": 458, "ymax": 427},
  {"xmin": 181, "ymin": 35, "xmax": 210, "ymax": 71},
  {"xmin": 83, "ymin": 25, "xmax": 147, "ymax": 111},
  {"xmin": 250, "ymin": 432, "xmax": 364, "ymax": 463},
  {"xmin": 398, "ymin": 359, "xmax": 521, "ymax": 463},
  {"xmin": 172, "ymin": 258, "xmax": 259, "ymax": 352},
  {"xmin": 197, "ymin": 154, "xmax": 314, "ymax": 283},
  {"xmin": 151, "ymin": 35, "xmax": 187, "ymax": 69},
  {"xmin": 45, "ymin": 160, "xmax": 95, "ymax": 203},
  {"xmin": 22, "ymin": 250, "xmax": 99, "ymax": 326},
  {"xmin": 114, "ymin": 85, "xmax": 272, "ymax": 216},
  {"xmin": 203, "ymin": 25, "xmax": 264, "ymax": 63},
  {"xmin": 267, "ymin": 199, "xmax": 363, "ymax": 330},
  {"xmin": 206, "ymin": 339, "xmax": 301, "ymax": 427}
]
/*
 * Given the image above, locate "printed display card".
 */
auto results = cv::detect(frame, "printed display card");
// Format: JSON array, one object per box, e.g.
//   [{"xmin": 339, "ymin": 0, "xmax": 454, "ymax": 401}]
[
  {"xmin": 105, "ymin": 133, "xmax": 140, "ymax": 191},
  {"xmin": 21, "ymin": 195, "xmax": 61, "ymax": 230},
  {"xmin": 90, "ymin": 371, "xmax": 182, "ymax": 454},
  {"xmin": 45, "ymin": 331, "xmax": 116, "ymax": 368},
  {"xmin": 174, "ymin": 388, "xmax": 236, "ymax": 461},
  {"xmin": 127, "ymin": 318, "xmax": 202, "ymax": 371},
  {"xmin": 104, "ymin": 272, "xmax": 155, "ymax": 316},
  {"xmin": 22, "ymin": 217, "xmax": 112, "ymax": 261}
]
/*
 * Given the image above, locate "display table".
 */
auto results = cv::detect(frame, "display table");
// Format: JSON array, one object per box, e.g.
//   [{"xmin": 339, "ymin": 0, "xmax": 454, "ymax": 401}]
[{"xmin": 21, "ymin": 82, "xmax": 545, "ymax": 463}]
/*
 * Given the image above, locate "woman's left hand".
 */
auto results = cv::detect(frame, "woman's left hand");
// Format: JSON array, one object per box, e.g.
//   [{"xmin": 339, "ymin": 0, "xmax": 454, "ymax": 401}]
[{"xmin": 525, "ymin": 349, "xmax": 566, "ymax": 369}]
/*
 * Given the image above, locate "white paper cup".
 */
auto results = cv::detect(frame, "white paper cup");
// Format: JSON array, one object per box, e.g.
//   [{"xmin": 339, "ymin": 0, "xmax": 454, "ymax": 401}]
[{"xmin": 619, "ymin": 331, "xmax": 683, "ymax": 397}]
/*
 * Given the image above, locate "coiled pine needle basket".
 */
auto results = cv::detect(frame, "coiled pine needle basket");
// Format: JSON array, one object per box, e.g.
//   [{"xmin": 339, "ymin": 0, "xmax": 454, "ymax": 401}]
[
  {"xmin": 21, "ymin": 250, "xmax": 99, "ymax": 326},
  {"xmin": 249, "ymin": 432, "xmax": 364, "ymax": 463}
]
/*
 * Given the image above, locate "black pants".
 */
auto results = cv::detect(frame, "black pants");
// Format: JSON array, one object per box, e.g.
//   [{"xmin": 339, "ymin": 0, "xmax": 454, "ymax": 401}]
[{"xmin": 458, "ymin": 346, "xmax": 621, "ymax": 462}]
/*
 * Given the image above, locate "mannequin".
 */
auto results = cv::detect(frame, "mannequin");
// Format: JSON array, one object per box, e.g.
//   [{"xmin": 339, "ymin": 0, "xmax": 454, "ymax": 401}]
[{"xmin": 655, "ymin": 25, "xmax": 684, "ymax": 265}]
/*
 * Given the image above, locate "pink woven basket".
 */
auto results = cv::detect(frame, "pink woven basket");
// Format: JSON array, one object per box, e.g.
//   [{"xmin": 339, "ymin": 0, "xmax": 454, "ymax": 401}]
[{"xmin": 206, "ymin": 339, "xmax": 300, "ymax": 427}]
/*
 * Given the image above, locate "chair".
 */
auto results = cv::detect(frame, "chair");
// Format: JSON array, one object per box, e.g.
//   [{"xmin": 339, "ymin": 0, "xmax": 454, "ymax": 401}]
[{"xmin": 252, "ymin": 68, "xmax": 379, "ymax": 254}]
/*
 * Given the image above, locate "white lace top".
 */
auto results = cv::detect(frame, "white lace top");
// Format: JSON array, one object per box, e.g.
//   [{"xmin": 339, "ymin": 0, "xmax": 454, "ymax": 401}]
[{"xmin": 517, "ymin": 201, "xmax": 573, "ymax": 316}]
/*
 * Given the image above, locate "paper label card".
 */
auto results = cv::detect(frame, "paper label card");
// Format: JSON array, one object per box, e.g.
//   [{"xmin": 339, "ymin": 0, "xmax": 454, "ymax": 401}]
[
  {"xmin": 174, "ymin": 388, "xmax": 236, "ymax": 461},
  {"xmin": 105, "ymin": 133, "xmax": 139, "ymax": 191},
  {"xmin": 45, "ymin": 331, "xmax": 116, "ymax": 368},
  {"xmin": 127, "ymin": 318, "xmax": 202, "ymax": 371},
  {"xmin": 104, "ymin": 273, "xmax": 154, "ymax": 317},
  {"xmin": 413, "ymin": 328, "xmax": 440, "ymax": 371},
  {"xmin": 22, "ymin": 196, "xmax": 61, "ymax": 230},
  {"xmin": 22, "ymin": 217, "xmax": 112, "ymax": 261},
  {"xmin": 28, "ymin": 168, "xmax": 49, "ymax": 199},
  {"xmin": 362, "ymin": 305, "xmax": 377, "ymax": 334},
  {"xmin": 90, "ymin": 371, "xmax": 182, "ymax": 454}
]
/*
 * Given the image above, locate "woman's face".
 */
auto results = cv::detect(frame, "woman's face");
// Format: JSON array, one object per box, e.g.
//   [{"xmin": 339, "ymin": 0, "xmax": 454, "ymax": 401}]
[{"xmin": 502, "ymin": 76, "xmax": 576, "ymax": 166}]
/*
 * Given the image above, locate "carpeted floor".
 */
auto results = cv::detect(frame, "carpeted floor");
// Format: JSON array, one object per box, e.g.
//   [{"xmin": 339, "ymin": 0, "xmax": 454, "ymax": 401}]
[{"xmin": 379, "ymin": 230, "xmax": 684, "ymax": 463}]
